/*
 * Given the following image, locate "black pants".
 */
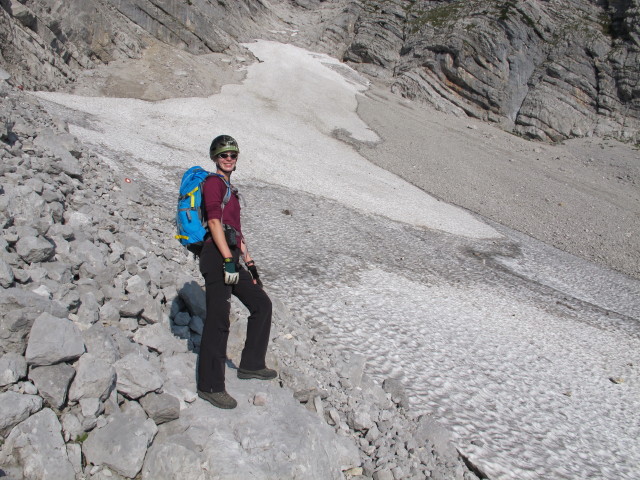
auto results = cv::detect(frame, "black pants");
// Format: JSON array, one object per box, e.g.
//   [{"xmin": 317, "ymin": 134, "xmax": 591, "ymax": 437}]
[{"xmin": 197, "ymin": 241, "xmax": 272, "ymax": 393}]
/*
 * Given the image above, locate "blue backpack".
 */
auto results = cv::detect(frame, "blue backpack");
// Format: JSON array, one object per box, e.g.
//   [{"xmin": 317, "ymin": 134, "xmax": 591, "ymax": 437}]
[{"xmin": 175, "ymin": 166, "xmax": 231, "ymax": 255}]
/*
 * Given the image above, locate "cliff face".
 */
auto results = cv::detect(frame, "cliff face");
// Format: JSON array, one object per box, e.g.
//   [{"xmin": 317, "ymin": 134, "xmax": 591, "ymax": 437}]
[
  {"xmin": 341, "ymin": 0, "xmax": 640, "ymax": 143},
  {"xmin": 0, "ymin": 0, "xmax": 282, "ymax": 90},
  {"xmin": 1, "ymin": 0, "xmax": 638, "ymax": 142}
]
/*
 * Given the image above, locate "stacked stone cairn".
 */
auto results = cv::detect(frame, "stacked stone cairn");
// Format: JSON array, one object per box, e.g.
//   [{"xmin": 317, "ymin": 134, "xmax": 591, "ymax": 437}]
[{"xmin": 0, "ymin": 81, "xmax": 479, "ymax": 480}]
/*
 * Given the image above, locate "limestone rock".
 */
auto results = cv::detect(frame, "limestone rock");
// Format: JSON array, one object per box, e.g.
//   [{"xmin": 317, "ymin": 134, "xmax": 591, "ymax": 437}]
[
  {"xmin": 382, "ymin": 378, "xmax": 409, "ymax": 409},
  {"xmin": 345, "ymin": 0, "xmax": 640, "ymax": 143},
  {"xmin": 16, "ymin": 235, "xmax": 55, "ymax": 264},
  {"xmin": 169, "ymin": 384, "xmax": 361, "ymax": 480},
  {"xmin": 133, "ymin": 323, "xmax": 188, "ymax": 356},
  {"xmin": 0, "ymin": 391, "xmax": 43, "ymax": 436},
  {"xmin": 61, "ymin": 412, "xmax": 84, "ymax": 442},
  {"xmin": 0, "ymin": 408, "xmax": 76, "ymax": 480},
  {"xmin": 0, "ymin": 352, "xmax": 27, "ymax": 386},
  {"xmin": 25, "ymin": 312, "xmax": 85, "ymax": 366},
  {"xmin": 139, "ymin": 294, "xmax": 165, "ymax": 324},
  {"xmin": 178, "ymin": 279, "xmax": 206, "ymax": 319},
  {"xmin": 82, "ymin": 414, "xmax": 158, "ymax": 478},
  {"xmin": 0, "ymin": 257, "xmax": 14, "ymax": 287},
  {"xmin": 76, "ymin": 291, "xmax": 101, "ymax": 326},
  {"xmin": 139, "ymin": 392, "xmax": 180, "ymax": 425},
  {"xmin": 126, "ymin": 274, "xmax": 149, "ymax": 296},
  {"xmin": 82, "ymin": 324, "xmax": 120, "ymax": 364},
  {"xmin": 28, "ymin": 363, "xmax": 76, "ymax": 409},
  {"xmin": 141, "ymin": 438, "xmax": 205, "ymax": 480},
  {"xmin": 0, "ymin": 288, "xmax": 76, "ymax": 355},
  {"xmin": 173, "ymin": 310, "xmax": 191, "ymax": 326},
  {"xmin": 114, "ymin": 353, "xmax": 164, "ymax": 399},
  {"xmin": 189, "ymin": 315, "xmax": 204, "ymax": 335},
  {"xmin": 68, "ymin": 353, "xmax": 116, "ymax": 402},
  {"xmin": 414, "ymin": 415, "xmax": 459, "ymax": 466}
]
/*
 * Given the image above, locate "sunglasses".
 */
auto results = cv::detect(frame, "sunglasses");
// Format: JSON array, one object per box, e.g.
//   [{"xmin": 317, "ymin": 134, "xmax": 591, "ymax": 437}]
[{"xmin": 217, "ymin": 153, "xmax": 238, "ymax": 159}]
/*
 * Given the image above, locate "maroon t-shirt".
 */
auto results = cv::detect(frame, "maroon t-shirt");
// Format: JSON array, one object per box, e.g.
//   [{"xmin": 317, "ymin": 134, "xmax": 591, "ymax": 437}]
[{"xmin": 202, "ymin": 175, "xmax": 243, "ymax": 244}]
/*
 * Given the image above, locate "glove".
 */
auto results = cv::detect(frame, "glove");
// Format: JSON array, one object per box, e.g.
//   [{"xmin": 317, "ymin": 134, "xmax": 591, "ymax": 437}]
[
  {"xmin": 223, "ymin": 258, "xmax": 239, "ymax": 285},
  {"xmin": 246, "ymin": 261, "xmax": 262, "ymax": 286}
]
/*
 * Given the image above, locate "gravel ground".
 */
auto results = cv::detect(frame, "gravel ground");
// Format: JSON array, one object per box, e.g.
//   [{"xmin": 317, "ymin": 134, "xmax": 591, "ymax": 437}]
[{"xmin": 353, "ymin": 84, "xmax": 640, "ymax": 280}]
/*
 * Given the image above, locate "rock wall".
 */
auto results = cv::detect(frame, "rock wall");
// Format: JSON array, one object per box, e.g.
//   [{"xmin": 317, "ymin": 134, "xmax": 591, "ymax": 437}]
[
  {"xmin": 0, "ymin": 0, "xmax": 282, "ymax": 91},
  {"xmin": 341, "ymin": 0, "xmax": 640, "ymax": 142}
]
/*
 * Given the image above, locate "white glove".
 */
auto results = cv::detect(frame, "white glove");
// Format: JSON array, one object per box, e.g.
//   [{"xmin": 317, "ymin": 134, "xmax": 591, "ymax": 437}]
[{"xmin": 223, "ymin": 258, "xmax": 239, "ymax": 285}]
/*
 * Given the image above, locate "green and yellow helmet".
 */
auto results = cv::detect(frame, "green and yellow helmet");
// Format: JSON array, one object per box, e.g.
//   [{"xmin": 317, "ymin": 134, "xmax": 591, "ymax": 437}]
[{"xmin": 209, "ymin": 135, "xmax": 239, "ymax": 159}]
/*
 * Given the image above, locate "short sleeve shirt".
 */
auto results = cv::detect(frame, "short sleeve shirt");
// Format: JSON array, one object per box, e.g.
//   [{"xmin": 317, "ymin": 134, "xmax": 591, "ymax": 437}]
[{"xmin": 202, "ymin": 175, "xmax": 243, "ymax": 243}]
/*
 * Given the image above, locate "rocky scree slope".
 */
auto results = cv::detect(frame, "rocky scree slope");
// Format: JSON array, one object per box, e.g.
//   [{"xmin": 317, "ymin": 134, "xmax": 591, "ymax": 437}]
[
  {"xmin": 1, "ymin": 0, "xmax": 638, "ymax": 142},
  {"xmin": 0, "ymin": 82, "xmax": 480, "ymax": 480}
]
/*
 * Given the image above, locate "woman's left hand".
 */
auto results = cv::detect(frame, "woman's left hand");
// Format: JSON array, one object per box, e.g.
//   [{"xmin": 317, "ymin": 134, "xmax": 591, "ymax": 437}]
[{"xmin": 246, "ymin": 261, "xmax": 262, "ymax": 286}]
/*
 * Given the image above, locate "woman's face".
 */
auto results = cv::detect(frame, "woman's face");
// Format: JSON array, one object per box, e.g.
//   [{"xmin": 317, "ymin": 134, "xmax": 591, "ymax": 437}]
[{"xmin": 216, "ymin": 151, "xmax": 238, "ymax": 174}]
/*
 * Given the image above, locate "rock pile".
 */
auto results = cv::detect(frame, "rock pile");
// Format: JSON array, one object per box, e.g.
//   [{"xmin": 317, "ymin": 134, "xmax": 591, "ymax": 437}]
[{"xmin": 0, "ymin": 82, "xmax": 478, "ymax": 479}]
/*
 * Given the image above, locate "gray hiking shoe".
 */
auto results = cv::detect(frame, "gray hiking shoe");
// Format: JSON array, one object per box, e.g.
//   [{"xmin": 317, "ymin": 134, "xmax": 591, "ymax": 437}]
[
  {"xmin": 198, "ymin": 390, "xmax": 237, "ymax": 409},
  {"xmin": 237, "ymin": 367, "xmax": 278, "ymax": 380}
]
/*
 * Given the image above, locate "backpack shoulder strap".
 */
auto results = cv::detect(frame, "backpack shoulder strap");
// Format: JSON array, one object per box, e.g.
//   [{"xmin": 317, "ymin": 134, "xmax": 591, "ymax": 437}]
[{"xmin": 209, "ymin": 173, "xmax": 232, "ymax": 208}]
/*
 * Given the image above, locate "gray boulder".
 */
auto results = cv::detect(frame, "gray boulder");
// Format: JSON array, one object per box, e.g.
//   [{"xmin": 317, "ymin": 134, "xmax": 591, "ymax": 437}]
[
  {"xmin": 16, "ymin": 234, "xmax": 56, "ymax": 264},
  {"xmin": 73, "ymin": 239, "xmax": 107, "ymax": 274},
  {"xmin": 126, "ymin": 274, "xmax": 149, "ymax": 296},
  {"xmin": 336, "ymin": 352, "xmax": 366, "ymax": 388},
  {"xmin": 0, "ymin": 257, "xmax": 14, "ymax": 287},
  {"xmin": 60, "ymin": 411, "xmax": 84, "ymax": 442},
  {"xmin": 76, "ymin": 291, "xmax": 101, "ymax": 326},
  {"xmin": 173, "ymin": 310, "xmax": 191, "ymax": 326},
  {"xmin": 28, "ymin": 363, "xmax": 77, "ymax": 409},
  {"xmin": 0, "ymin": 391, "xmax": 43, "ymax": 436},
  {"xmin": 164, "ymin": 378, "xmax": 361, "ymax": 480},
  {"xmin": 82, "ymin": 324, "xmax": 120, "ymax": 363},
  {"xmin": 189, "ymin": 315, "xmax": 204, "ymax": 335},
  {"xmin": 0, "ymin": 287, "xmax": 68, "ymax": 354},
  {"xmin": 5, "ymin": 186, "xmax": 47, "ymax": 228},
  {"xmin": 382, "ymin": 378, "xmax": 409, "ymax": 409},
  {"xmin": 42, "ymin": 262, "xmax": 73, "ymax": 284},
  {"xmin": 99, "ymin": 299, "xmax": 122, "ymax": 324},
  {"xmin": 114, "ymin": 353, "xmax": 164, "ymax": 399},
  {"xmin": 82, "ymin": 414, "xmax": 158, "ymax": 478},
  {"xmin": 178, "ymin": 279, "xmax": 206, "ymax": 319},
  {"xmin": 139, "ymin": 392, "xmax": 180, "ymax": 425},
  {"xmin": 145, "ymin": 254, "xmax": 177, "ymax": 289},
  {"xmin": 119, "ymin": 297, "xmax": 145, "ymax": 317},
  {"xmin": 141, "ymin": 439, "xmax": 205, "ymax": 480},
  {"xmin": 160, "ymin": 353, "xmax": 197, "ymax": 406},
  {"xmin": 68, "ymin": 353, "xmax": 116, "ymax": 402},
  {"xmin": 0, "ymin": 408, "xmax": 76, "ymax": 480},
  {"xmin": 414, "ymin": 415, "xmax": 459, "ymax": 466},
  {"xmin": 133, "ymin": 323, "xmax": 188, "ymax": 356},
  {"xmin": 139, "ymin": 294, "xmax": 165, "ymax": 324},
  {"xmin": 25, "ymin": 312, "xmax": 85, "ymax": 366},
  {"xmin": 0, "ymin": 352, "xmax": 27, "ymax": 386},
  {"xmin": 33, "ymin": 130, "xmax": 83, "ymax": 179}
]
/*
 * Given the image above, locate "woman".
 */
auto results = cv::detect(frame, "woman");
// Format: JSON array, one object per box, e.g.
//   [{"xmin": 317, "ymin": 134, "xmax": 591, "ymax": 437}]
[{"xmin": 197, "ymin": 135, "xmax": 276, "ymax": 409}]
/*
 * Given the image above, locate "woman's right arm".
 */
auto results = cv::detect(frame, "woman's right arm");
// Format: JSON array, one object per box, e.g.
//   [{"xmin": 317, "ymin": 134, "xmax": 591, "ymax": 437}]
[{"xmin": 207, "ymin": 218, "xmax": 232, "ymax": 259}]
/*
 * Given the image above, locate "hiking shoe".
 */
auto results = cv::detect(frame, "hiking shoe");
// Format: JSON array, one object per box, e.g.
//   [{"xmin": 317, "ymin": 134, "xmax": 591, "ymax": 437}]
[
  {"xmin": 197, "ymin": 390, "xmax": 237, "ymax": 409},
  {"xmin": 237, "ymin": 367, "xmax": 278, "ymax": 380}
]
